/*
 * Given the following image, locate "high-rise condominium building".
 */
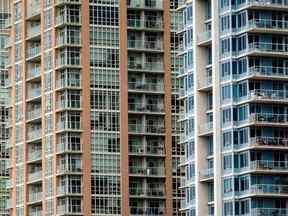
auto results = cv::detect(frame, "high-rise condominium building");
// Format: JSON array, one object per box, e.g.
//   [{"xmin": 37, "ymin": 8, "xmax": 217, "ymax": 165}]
[
  {"xmin": 5, "ymin": 0, "xmax": 184, "ymax": 215},
  {"xmin": 179, "ymin": 0, "xmax": 288, "ymax": 215},
  {"xmin": 0, "ymin": 0, "xmax": 10, "ymax": 215}
]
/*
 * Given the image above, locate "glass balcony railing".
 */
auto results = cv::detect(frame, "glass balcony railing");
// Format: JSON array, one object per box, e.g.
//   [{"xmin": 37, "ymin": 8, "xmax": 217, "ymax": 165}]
[
  {"xmin": 128, "ymin": 40, "xmax": 163, "ymax": 50},
  {"xmin": 56, "ymin": 15, "xmax": 81, "ymax": 26},
  {"xmin": 250, "ymin": 208, "xmax": 288, "ymax": 216},
  {"xmin": 199, "ymin": 122, "xmax": 213, "ymax": 135},
  {"xmin": 27, "ymin": 108, "xmax": 41, "ymax": 121},
  {"xmin": 27, "ymin": 45, "xmax": 41, "ymax": 59},
  {"xmin": 27, "ymin": 129, "xmax": 42, "ymax": 141},
  {"xmin": 250, "ymin": 160, "xmax": 288, "ymax": 171},
  {"xmin": 199, "ymin": 168, "xmax": 214, "ymax": 180},
  {"xmin": 197, "ymin": 31, "xmax": 212, "ymax": 44},
  {"xmin": 128, "ymin": 124, "xmax": 165, "ymax": 134},
  {"xmin": 27, "ymin": 2, "xmax": 40, "ymax": 19},
  {"xmin": 128, "ymin": 103, "xmax": 164, "ymax": 113},
  {"xmin": 57, "ymin": 121, "xmax": 81, "ymax": 131},
  {"xmin": 250, "ymin": 184, "xmax": 288, "ymax": 195},
  {"xmin": 129, "ymin": 166, "xmax": 165, "ymax": 176},
  {"xmin": 29, "ymin": 210, "xmax": 42, "ymax": 216},
  {"xmin": 247, "ymin": 66, "xmax": 288, "ymax": 78},
  {"xmin": 56, "ymin": 35, "xmax": 81, "ymax": 46},
  {"xmin": 128, "ymin": 61, "xmax": 164, "ymax": 71},
  {"xmin": 127, "ymin": 0, "xmax": 163, "ymax": 9},
  {"xmin": 245, "ymin": 42, "xmax": 288, "ymax": 54},
  {"xmin": 56, "ymin": 142, "xmax": 82, "ymax": 153},
  {"xmin": 28, "ymin": 192, "xmax": 42, "ymax": 203},
  {"xmin": 27, "ymin": 88, "xmax": 41, "ymax": 100},
  {"xmin": 250, "ymin": 136, "xmax": 288, "ymax": 148},
  {"xmin": 57, "ymin": 205, "xmax": 82, "ymax": 215},
  {"xmin": 27, "ymin": 66, "xmax": 41, "ymax": 80},
  {"xmin": 127, "ymin": 19, "xmax": 164, "ymax": 30},
  {"xmin": 130, "ymin": 207, "xmax": 165, "ymax": 215},
  {"xmin": 27, "ymin": 25, "xmax": 41, "ymax": 38},
  {"xmin": 128, "ymin": 82, "xmax": 164, "ymax": 92},
  {"xmin": 57, "ymin": 165, "xmax": 82, "ymax": 174},
  {"xmin": 246, "ymin": 19, "xmax": 288, "ymax": 31},
  {"xmin": 28, "ymin": 171, "xmax": 42, "ymax": 182},
  {"xmin": 28, "ymin": 150, "xmax": 42, "ymax": 162},
  {"xmin": 55, "ymin": 0, "xmax": 81, "ymax": 5},
  {"xmin": 129, "ymin": 144, "xmax": 165, "ymax": 155},
  {"xmin": 56, "ymin": 77, "xmax": 82, "ymax": 89},
  {"xmin": 249, "ymin": 113, "xmax": 288, "ymax": 124},
  {"xmin": 241, "ymin": 89, "xmax": 288, "ymax": 101},
  {"xmin": 235, "ymin": 0, "xmax": 288, "ymax": 10},
  {"xmin": 130, "ymin": 187, "xmax": 165, "ymax": 197}
]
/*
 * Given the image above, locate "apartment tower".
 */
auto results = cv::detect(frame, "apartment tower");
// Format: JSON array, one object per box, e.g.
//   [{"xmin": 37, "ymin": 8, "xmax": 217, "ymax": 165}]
[
  {"xmin": 0, "ymin": 0, "xmax": 10, "ymax": 215},
  {"xmin": 179, "ymin": 0, "xmax": 288, "ymax": 215},
  {"xmin": 5, "ymin": 0, "xmax": 184, "ymax": 215}
]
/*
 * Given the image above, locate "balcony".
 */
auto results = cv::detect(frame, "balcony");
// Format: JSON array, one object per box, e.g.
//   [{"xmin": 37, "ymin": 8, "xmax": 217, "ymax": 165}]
[
  {"xmin": 28, "ymin": 191, "xmax": 42, "ymax": 204},
  {"xmin": 250, "ymin": 208, "xmax": 287, "ymax": 216},
  {"xmin": 127, "ymin": 19, "xmax": 164, "ymax": 31},
  {"xmin": 27, "ymin": 108, "xmax": 41, "ymax": 122},
  {"xmin": 55, "ymin": 0, "xmax": 81, "ymax": 5},
  {"xmin": 199, "ymin": 168, "xmax": 214, "ymax": 181},
  {"xmin": 28, "ymin": 171, "xmax": 42, "ymax": 183},
  {"xmin": 27, "ymin": 24, "xmax": 41, "ymax": 40},
  {"xmin": 27, "ymin": 65, "xmax": 41, "ymax": 80},
  {"xmin": 238, "ymin": 42, "xmax": 288, "ymax": 57},
  {"xmin": 57, "ymin": 165, "xmax": 82, "ymax": 175},
  {"xmin": 130, "ymin": 207, "xmax": 165, "ymax": 215},
  {"xmin": 239, "ymin": 19, "xmax": 288, "ymax": 34},
  {"xmin": 197, "ymin": 76, "xmax": 212, "ymax": 91},
  {"xmin": 57, "ymin": 121, "xmax": 82, "ymax": 132},
  {"xmin": 27, "ymin": 45, "xmax": 41, "ymax": 60},
  {"xmin": 128, "ymin": 124, "xmax": 165, "ymax": 135},
  {"xmin": 57, "ymin": 185, "xmax": 82, "ymax": 196},
  {"xmin": 27, "ymin": 88, "xmax": 41, "ymax": 101},
  {"xmin": 27, "ymin": 129, "xmax": 42, "ymax": 142},
  {"xmin": 127, "ymin": 0, "xmax": 163, "ymax": 10},
  {"xmin": 249, "ymin": 160, "xmax": 288, "ymax": 173},
  {"xmin": 233, "ymin": 66, "xmax": 288, "ymax": 81},
  {"xmin": 29, "ymin": 209, "xmax": 42, "ymax": 216},
  {"xmin": 199, "ymin": 122, "xmax": 213, "ymax": 136},
  {"xmin": 249, "ymin": 184, "xmax": 288, "ymax": 196},
  {"xmin": 129, "ymin": 144, "xmax": 165, "ymax": 156},
  {"xmin": 128, "ymin": 82, "xmax": 164, "ymax": 92},
  {"xmin": 28, "ymin": 150, "xmax": 42, "ymax": 162},
  {"xmin": 246, "ymin": 113, "xmax": 288, "ymax": 126},
  {"xmin": 57, "ymin": 205, "xmax": 82, "ymax": 215},
  {"xmin": 129, "ymin": 166, "xmax": 165, "ymax": 177},
  {"xmin": 128, "ymin": 61, "xmax": 164, "ymax": 72},
  {"xmin": 239, "ymin": 89, "xmax": 288, "ymax": 103},
  {"xmin": 56, "ymin": 142, "xmax": 82, "ymax": 154},
  {"xmin": 128, "ymin": 40, "xmax": 163, "ymax": 52},
  {"xmin": 235, "ymin": 0, "xmax": 288, "ymax": 10},
  {"xmin": 128, "ymin": 103, "xmax": 164, "ymax": 113},
  {"xmin": 56, "ymin": 99, "xmax": 81, "ymax": 111},
  {"xmin": 56, "ymin": 34, "xmax": 81, "ymax": 47},
  {"xmin": 27, "ymin": 1, "xmax": 41, "ymax": 20},
  {"xmin": 56, "ymin": 15, "xmax": 81, "ymax": 26},
  {"xmin": 197, "ymin": 31, "xmax": 212, "ymax": 46},
  {"xmin": 56, "ymin": 77, "xmax": 82, "ymax": 89},
  {"xmin": 250, "ymin": 136, "xmax": 288, "ymax": 149},
  {"xmin": 130, "ymin": 187, "xmax": 165, "ymax": 197}
]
